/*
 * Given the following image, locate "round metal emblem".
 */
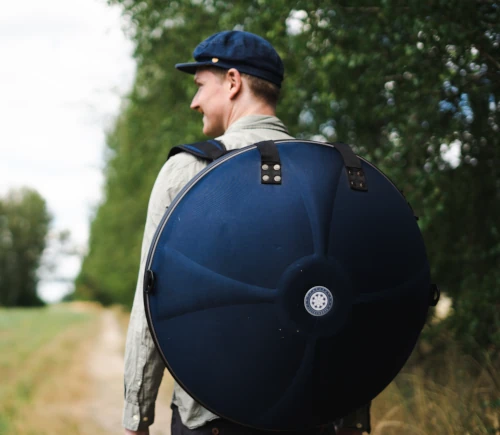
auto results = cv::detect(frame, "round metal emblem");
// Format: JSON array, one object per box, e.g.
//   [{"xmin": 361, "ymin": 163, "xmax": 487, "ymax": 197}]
[{"xmin": 304, "ymin": 286, "xmax": 334, "ymax": 316}]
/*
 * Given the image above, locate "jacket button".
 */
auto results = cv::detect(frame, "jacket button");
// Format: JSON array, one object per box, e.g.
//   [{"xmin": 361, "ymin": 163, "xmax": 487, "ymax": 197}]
[{"xmin": 212, "ymin": 428, "xmax": 219, "ymax": 435}]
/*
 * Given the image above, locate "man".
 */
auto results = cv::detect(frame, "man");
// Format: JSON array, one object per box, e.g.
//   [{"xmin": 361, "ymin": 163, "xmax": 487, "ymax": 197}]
[{"xmin": 123, "ymin": 30, "xmax": 370, "ymax": 435}]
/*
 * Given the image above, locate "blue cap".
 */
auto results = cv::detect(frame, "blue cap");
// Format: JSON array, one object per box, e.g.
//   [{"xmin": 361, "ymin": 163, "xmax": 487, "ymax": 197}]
[{"xmin": 175, "ymin": 31, "xmax": 284, "ymax": 88}]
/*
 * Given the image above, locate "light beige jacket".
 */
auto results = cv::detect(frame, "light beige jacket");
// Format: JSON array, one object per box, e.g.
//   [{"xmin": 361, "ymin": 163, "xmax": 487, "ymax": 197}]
[{"xmin": 123, "ymin": 115, "xmax": 294, "ymax": 431}]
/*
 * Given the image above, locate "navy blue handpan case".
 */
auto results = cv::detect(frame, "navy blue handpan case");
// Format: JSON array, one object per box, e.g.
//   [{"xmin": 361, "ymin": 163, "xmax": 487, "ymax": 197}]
[{"xmin": 144, "ymin": 139, "xmax": 438, "ymax": 430}]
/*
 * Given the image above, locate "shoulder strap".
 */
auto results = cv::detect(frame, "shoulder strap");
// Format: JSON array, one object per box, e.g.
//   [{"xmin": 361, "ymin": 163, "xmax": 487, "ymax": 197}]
[
  {"xmin": 168, "ymin": 140, "xmax": 228, "ymax": 163},
  {"xmin": 330, "ymin": 142, "xmax": 368, "ymax": 192}
]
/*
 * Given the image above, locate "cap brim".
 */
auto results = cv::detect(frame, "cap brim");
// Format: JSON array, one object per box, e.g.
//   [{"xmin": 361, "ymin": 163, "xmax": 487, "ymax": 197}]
[
  {"xmin": 175, "ymin": 60, "xmax": 237, "ymax": 74},
  {"xmin": 175, "ymin": 61, "xmax": 229, "ymax": 74},
  {"xmin": 175, "ymin": 61, "xmax": 282, "ymax": 88}
]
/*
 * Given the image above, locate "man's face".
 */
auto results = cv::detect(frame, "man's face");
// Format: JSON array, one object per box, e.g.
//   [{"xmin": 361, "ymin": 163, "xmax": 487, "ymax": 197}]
[{"xmin": 190, "ymin": 69, "xmax": 228, "ymax": 137}]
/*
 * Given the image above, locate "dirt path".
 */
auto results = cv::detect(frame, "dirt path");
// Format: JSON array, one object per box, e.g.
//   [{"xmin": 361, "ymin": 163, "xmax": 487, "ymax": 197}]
[
  {"xmin": 11, "ymin": 306, "xmax": 174, "ymax": 434},
  {"xmin": 82, "ymin": 308, "xmax": 174, "ymax": 434}
]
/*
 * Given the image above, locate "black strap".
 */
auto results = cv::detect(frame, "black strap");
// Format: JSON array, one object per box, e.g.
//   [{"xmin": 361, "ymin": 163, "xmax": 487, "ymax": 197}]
[
  {"xmin": 168, "ymin": 140, "xmax": 228, "ymax": 163},
  {"xmin": 169, "ymin": 139, "xmax": 365, "ymax": 190},
  {"xmin": 256, "ymin": 140, "xmax": 282, "ymax": 185},
  {"xmin": 330, "ymin": 142, "xmax": 368, "ymax": 192}
]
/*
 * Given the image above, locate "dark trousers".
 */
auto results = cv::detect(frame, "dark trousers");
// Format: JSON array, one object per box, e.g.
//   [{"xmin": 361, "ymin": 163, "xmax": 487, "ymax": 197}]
[{"xmin": 171, "ymin": 405, "xmax": 337, "ymax": 435}]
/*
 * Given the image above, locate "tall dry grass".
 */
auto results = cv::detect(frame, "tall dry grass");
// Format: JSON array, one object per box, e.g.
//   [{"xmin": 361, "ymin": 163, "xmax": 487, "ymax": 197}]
[{"xmin": 371, "ymin": 335, "xmax": 499, "ymax": 435}]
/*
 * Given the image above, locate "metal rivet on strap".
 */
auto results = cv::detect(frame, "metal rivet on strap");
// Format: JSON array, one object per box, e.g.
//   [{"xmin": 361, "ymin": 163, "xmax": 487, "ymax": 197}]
[
  {"xmin": 262, "ymin": 164, "xmax": 269, "ymax": 170},
  {"xmin": 274, "ymin": 176, "xmax": 281, "ymax": 182},
  {"xmin": 263, "ymin": 175, "xmax": 270, "ymax": 181},
  {"xmin": 274, "ymin": 164, "xmax": 280, "ymax": 170}
]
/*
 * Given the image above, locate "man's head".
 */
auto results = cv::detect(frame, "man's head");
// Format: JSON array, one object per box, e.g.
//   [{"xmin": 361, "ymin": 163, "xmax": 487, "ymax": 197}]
[{"xmin": 176, "ymin": 31, "xmax": 284, "ymax": 136}]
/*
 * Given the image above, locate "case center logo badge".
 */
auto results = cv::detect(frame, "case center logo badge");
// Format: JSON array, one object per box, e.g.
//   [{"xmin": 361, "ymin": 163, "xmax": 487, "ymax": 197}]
[{"xmin": 304, "ymin": 286, "xmax": 334, "ymax": 316}]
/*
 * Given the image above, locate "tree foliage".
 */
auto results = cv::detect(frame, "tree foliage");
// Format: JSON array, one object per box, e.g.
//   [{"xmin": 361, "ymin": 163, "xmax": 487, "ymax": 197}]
[
  {"xmin": 0, "ymin": 188, "xmax": 51, "ymax": 307},
  {"xmin": 77, "ymin": 0, "xmax": 500, "ymax": 351}
]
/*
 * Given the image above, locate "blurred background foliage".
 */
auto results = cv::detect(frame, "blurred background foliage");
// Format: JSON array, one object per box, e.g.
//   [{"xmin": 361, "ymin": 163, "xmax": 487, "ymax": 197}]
[
  {"xmin": 0, "ymin": 188, "xmax": 51, "ymax": 307},
  {"xmin": 68, "ymin": 0, "xmax": 500, "ymax": 355}
]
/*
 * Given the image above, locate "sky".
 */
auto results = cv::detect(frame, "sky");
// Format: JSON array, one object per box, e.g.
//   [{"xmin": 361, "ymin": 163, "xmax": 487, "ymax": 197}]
[{"xmin": 0, "ymin": 0, "xmax": 136, "ymax": 302}]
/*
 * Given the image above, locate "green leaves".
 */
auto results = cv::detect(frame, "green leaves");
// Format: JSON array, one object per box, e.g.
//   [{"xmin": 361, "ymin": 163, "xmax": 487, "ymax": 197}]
[
  {"xmin": 79, "ymin": 0, "xmax": 500, "ymax": 353},
  {"xmin": 0, "ymin": 188, "xmax": 51, "ymax": 307}
]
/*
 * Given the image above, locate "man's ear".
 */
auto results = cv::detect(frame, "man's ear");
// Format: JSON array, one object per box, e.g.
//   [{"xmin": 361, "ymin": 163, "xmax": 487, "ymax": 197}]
[{"xmin": 226, "ymin": 68, "xmax": 242, "ymax": 100}]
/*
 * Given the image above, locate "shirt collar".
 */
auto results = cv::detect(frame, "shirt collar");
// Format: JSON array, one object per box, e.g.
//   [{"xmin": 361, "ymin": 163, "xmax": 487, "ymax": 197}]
[{"xmin": 224, "ymin": 115, "xmax": 290, "ymax": 135}]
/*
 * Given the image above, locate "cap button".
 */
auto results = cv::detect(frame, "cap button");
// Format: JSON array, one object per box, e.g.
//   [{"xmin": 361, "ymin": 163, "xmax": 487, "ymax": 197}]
[{"xmin": 212, "ymin": 58, "xmax": 219, "ymax": 63}]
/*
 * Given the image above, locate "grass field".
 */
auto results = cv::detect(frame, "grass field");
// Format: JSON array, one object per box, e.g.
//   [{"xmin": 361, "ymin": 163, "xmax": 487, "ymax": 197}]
[
  {"xmin": 0, "ymin": 304, "xmax": 100, "ymax": 434},
  {"xmin": 0, "ymin": 304, "xmax": 498, "ymax": 434}
]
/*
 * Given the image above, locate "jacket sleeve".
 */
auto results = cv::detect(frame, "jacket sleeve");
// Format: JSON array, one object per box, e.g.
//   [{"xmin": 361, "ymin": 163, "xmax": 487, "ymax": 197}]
[{"xmin": 122, "ymin": 153, "xmax": 206, "ymax": 430}]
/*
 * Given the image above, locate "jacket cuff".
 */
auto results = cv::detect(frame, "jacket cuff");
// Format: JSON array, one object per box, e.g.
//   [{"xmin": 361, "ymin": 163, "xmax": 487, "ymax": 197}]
[{"xmin": 123, "ymin": 400, "xmax": 155, "ymax": 431}]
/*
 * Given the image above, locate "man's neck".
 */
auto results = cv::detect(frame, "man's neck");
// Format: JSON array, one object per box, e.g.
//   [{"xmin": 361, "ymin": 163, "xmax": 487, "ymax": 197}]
[{"xmin": 225, "ymin": 101, "xmax": 276, "ymax": 131}]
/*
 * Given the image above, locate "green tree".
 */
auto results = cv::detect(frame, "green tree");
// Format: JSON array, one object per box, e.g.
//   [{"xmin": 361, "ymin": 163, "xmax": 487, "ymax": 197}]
[
  {"xmin": 80, "ymin": 0, "xmax": 500, "ymax": 351},
  {"xmin": 0, "ymin": 188, "xmax": 51, "ymax": 307}
]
